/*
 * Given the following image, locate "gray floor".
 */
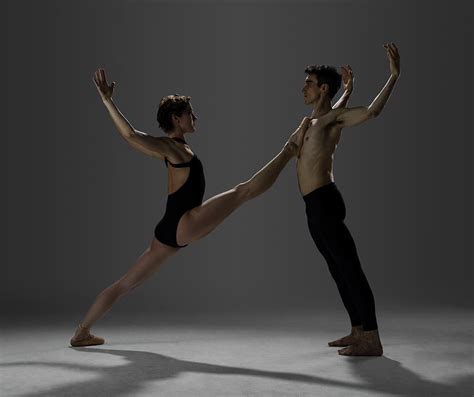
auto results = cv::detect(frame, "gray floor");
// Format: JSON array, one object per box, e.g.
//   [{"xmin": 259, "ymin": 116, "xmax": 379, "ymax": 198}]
[{"xmin": 1, "ymin": 308, "xmax": 472, "ymax": 396}]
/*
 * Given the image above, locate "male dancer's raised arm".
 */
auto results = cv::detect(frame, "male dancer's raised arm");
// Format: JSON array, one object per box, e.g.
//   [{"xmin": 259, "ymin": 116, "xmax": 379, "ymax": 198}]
[
  {"xmin": 332, "ymin": 65, "xmax": 354, "ymax": 109},
  {"xmin": 335, "ymin": 43, "xmax": 400, "ymax": 127}
]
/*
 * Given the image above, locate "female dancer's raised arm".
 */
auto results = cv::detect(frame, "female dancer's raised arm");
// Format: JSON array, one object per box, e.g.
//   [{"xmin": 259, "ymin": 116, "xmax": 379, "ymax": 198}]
[{"xmin": 93, "ymin": 68, "xmax": 176, "ymax": 160}]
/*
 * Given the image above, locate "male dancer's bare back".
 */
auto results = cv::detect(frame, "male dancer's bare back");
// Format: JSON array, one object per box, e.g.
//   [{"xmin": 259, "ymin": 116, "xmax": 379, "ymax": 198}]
[{"xmin": 295, "ymin": 43, "xmax": 400, "ymax": 356}]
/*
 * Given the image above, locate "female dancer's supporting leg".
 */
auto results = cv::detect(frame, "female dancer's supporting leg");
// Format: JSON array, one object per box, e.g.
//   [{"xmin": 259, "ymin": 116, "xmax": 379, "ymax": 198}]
[{"xmin": 71, "ymin": 239, "xmax": 177, "ymax": 346}]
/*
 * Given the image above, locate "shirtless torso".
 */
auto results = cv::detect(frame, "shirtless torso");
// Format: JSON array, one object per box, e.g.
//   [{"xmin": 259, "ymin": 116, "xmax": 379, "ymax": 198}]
[{"xmin": 296, "ymin": 110, "xmax": 343, "ymax": 195}]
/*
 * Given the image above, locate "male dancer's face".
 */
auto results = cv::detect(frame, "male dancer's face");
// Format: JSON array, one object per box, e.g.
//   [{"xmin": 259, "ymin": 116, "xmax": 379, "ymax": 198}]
[{"xmin": 302, "ymin": 74, "xmax": 322, "ymax": 105}]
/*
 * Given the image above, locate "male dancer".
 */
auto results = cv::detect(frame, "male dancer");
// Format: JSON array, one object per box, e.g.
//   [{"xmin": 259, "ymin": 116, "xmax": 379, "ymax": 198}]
[{"xmin": 295, "ymin": 43, "xmax": 400, "ymax": 356}]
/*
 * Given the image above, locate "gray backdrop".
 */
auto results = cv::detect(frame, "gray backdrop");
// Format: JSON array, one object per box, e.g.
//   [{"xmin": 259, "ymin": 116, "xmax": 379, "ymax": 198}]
[{"xmin": 5, "ymin": 0, "xmax": 472, "ymax": 315}]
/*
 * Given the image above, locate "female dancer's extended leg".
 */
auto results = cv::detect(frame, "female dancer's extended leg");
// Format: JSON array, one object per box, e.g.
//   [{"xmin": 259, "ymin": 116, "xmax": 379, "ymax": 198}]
[
  {"xmin": 70, "ymin": 238, "xmax": 178, "ymax": 346},
  {"xmin": 176, "ymin": 144, "xmax": 295, "ymax": 245}
]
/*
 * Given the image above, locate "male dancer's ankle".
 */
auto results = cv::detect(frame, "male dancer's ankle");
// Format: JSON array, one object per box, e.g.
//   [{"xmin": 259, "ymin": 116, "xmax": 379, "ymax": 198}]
[{"xmin": 328, "ymin": 325, "xmax": 363, "ymax": 347}]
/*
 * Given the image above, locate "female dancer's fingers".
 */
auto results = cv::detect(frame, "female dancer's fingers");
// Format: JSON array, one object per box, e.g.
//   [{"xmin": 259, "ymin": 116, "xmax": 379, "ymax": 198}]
[{"xmin": 100, "ymin": 69, "xmax": 108, "ymax": 85}]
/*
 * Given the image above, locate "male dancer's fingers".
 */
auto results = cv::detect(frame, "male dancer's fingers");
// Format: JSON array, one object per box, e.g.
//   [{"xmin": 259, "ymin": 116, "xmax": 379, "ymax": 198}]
[
  {"xmin": 342, "ymin": 65, "xmax": 353, "ymax": 75},
  {"xmin": 341, "ymin": 65, "xmax": 353, "ymax": 83}
]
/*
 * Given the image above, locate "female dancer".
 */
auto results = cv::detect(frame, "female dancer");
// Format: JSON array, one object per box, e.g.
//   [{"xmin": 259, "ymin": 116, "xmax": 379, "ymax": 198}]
[{"xmin": 70, "ymin": 69, "xmax": 309, "ymax": 346}]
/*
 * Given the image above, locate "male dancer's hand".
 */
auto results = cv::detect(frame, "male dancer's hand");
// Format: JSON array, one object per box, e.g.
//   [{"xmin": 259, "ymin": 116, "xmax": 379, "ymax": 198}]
[
  {"xmin": 286, "ymin": 117, "xmax": 311, "ymax": 157},
  {"xmin": 340, "ymin": 65, "xmax": 354, "ymax": 93},
  {"xmin": 93, "ymin": 68, "xmax": 116, "ymax": 102},
  {"xmin": 383, "ymin": 43, "xmax": 400, "ymax": 78}
]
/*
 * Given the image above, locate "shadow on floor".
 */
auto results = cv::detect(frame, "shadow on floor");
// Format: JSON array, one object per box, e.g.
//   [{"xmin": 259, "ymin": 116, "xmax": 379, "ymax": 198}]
[
  {"xmin": 346, "ymin": 355, "xmax": 472, "ymax": 396},
  {"xmin": 2, "ymin": 348, "xmax": 471, "ymax": 396}
]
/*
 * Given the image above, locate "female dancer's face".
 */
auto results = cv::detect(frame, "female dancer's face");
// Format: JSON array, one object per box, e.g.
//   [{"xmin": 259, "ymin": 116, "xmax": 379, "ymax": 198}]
[{"xmin": 176, "ymin": 105, "xmax": 197, "ymax": 133}]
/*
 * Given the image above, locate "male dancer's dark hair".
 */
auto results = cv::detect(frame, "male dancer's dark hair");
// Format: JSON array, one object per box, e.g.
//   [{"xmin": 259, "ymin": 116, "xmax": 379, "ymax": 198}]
[{"xmin": 304, "ymin": 65, "xmax": 342, "ymax": 100}]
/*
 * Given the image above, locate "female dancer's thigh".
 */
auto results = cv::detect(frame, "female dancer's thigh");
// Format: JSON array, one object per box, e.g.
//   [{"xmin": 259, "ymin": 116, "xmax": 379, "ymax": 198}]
[{"xmin": 176, "ymin": 183, "xmax": 249, "ymax": 246}]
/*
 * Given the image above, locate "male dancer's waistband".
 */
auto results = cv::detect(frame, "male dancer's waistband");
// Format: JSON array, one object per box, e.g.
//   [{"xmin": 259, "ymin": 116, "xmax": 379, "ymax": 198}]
[{"xmin": 303, "ymin": 182, "xmax": 337, "ymax": 203}]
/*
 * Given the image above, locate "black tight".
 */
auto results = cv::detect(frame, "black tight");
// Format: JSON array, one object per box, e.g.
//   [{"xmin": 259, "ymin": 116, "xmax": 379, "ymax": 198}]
[{"xmin": 304, "ymin": 182, "xmax": 378, "ymax": 331}]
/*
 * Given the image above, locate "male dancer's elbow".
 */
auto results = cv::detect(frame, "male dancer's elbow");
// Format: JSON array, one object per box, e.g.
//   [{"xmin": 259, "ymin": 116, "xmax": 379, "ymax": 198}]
[{"xmin": 367, "ymin": 108, "xmax": 381, "ymax": 119}]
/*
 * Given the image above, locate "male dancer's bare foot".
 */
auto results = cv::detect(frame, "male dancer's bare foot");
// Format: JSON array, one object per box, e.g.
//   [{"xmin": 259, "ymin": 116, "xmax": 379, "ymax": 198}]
[
  {"xmin": 70, "ymin": 324, "xmax": 105, "ymax": 347},
  {"xmin": 338, "ymin": 329, "xmax": 383, "ymax": 356},
  {"xmin": 328, "ymin": 325, "xmax": 363, "ymax": 347}
]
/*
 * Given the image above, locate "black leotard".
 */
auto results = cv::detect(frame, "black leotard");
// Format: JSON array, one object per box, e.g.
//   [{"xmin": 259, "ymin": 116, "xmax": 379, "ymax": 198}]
[{"xmin": 154, "ymin": 138, "xmax": 205, "ymax": 248}]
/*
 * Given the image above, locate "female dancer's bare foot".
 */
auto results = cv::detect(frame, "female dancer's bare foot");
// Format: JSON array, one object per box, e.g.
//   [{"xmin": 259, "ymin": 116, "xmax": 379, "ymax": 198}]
[
  {"xmin": 70, "ymin": 324, "xmax": 105, "ymax": 347},
  {"xmin": 328, "ymin": 325, "xmax": 363, "ymax": 347},
  {"xmin": 338, "ymin": 329, "xmax": 383, "ymax": 356}
]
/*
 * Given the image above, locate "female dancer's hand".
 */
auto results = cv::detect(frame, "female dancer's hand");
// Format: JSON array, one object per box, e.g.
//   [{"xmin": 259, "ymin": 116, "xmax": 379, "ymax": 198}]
[{"xmin": 93, "ymin": 68, "xmax": 115, "ymax": 102}]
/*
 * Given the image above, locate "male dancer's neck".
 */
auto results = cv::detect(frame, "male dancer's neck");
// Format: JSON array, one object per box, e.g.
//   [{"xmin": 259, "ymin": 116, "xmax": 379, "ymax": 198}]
[{"xmin": 311, "ymin": 98, "xmax": 332, "ymax": 118}]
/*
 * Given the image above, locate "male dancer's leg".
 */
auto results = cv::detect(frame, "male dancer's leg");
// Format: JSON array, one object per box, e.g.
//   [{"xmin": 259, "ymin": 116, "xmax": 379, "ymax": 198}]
[
  {"xmin": 319, "ymin": 218, "xmax": 383, "ymax": 356},
  {"xmin": 318, "ymin": 219, "xmax": 378, "ymax": 331},
  {"xmin": 304, "ymin": 183, "xmax": 381, "ymax": 355},
  {"xmin": 307, "ymin": 220, "xmax": 362, "ymax": 328}
]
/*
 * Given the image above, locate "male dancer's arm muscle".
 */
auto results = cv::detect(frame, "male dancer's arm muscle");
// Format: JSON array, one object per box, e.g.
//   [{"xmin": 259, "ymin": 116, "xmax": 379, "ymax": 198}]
[
  {"xmin": 93, "ymin": 68, "xmax": 173, "ymax": 160},
  {"xmin": 333, "ymin": 65, "xmax": 354, "ymax": 109},
  {"xmin": 336, "ymin": 43, "xmax": 400, "ymax": 128}
]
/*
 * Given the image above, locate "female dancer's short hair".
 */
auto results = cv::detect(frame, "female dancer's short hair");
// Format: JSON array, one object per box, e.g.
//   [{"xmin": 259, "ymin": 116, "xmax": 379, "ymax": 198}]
[{"xmin": 157, "ymin": 94, "xmax": 192, "ymax": 133}]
